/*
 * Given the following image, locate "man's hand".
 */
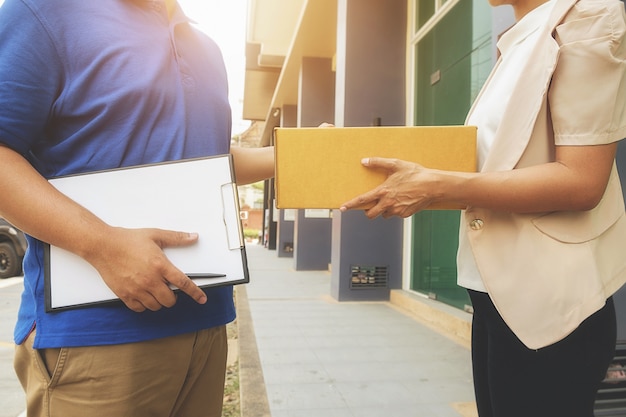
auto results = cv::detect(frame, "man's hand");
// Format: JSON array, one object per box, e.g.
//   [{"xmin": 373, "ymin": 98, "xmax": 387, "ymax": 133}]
[
  {"xmin": 0, "ymin": 146, "xmax": 209, "ymax": 313},
  {"xmin": 85, "ymin": 227, "xmax": 207, "ymax": 312}
]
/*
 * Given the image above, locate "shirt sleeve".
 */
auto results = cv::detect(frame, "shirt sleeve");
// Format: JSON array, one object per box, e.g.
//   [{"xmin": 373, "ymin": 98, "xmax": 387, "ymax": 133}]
[
  {"xmin": 0, "ymin": 0, "xmax": 63, "ymax": 156},
  {"xmin": 549, "ymin": 0, "xmax": 626, "ymax": 146}
]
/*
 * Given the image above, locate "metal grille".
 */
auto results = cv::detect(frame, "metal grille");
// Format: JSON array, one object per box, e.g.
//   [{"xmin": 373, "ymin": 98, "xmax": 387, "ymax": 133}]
[{"xmin": 350, "ymin": 265, "xmax": 388, "ymax": 289}]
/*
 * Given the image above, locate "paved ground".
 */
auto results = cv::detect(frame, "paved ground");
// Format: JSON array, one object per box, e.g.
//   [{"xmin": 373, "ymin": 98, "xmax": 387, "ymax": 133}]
[{"xmin": 240, "ymin": 244, "xmax": 476, "ymax": 417}]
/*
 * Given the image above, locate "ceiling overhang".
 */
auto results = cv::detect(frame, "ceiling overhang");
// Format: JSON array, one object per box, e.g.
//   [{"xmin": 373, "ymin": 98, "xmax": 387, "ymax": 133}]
[{"xmin": 244, "ymin": 0, "xmax": 337, "ymax": 145}]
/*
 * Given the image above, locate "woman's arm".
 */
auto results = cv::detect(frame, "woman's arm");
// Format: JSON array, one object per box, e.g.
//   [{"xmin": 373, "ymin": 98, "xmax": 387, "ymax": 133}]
[{"xmin": 340, "ymin": 142, "xmax": 618, "ymax": 219}]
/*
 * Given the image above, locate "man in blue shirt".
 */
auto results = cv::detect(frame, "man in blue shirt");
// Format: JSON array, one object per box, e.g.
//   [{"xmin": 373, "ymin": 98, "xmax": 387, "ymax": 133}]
[{"xmin": 0, "ymin": 0, "xmax": 273, "ymax": 416}]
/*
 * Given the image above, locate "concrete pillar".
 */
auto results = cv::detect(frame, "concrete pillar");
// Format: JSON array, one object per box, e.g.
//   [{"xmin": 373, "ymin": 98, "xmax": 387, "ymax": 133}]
[
  {"xmin": 331, "ymin": 0, "xmax": 407, "ymax": 301},
  {"xmin": 292, "ymin": 57, "xmax": 335, "ymax": 270},
  {"xmin": 263, "ymin": 179, "xmax": 277, "ymax": 250},
  {"xmin": 276, "ymin": 105, "xmax": 297, "ymax": 258}
]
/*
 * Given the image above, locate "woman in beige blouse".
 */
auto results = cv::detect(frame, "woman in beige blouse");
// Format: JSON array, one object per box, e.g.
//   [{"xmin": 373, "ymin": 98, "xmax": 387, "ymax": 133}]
[{"xmin": 341, "ymin": 0, "xmax": 626, "ymax": 416}]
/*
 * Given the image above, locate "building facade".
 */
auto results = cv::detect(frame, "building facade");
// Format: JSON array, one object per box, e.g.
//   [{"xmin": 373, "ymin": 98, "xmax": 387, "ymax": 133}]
[{"xmin": 243, "ymin": 0, "xmax": 626, "ymax": 318}]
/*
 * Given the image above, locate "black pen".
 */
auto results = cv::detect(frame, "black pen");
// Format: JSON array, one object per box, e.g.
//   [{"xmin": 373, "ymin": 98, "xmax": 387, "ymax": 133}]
[{"xmin": 186, "ymin": 273, "xmax": 227, "ymax": 279}]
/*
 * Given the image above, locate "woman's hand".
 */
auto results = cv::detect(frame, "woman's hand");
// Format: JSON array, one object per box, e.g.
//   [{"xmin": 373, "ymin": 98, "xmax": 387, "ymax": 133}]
[
  {"xmin": 340, "ymin": 157, "xmax": 440, "ymax": 219},
  {"xmin": 340, "ymin": 141, "xmax": 619, "ymax": 218}
]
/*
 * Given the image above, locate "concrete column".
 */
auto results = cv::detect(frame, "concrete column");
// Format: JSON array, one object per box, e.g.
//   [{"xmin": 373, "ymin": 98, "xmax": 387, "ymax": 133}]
[
  {"xmin": 292, "ymin": 57, "xmax": 335, "ymax": 270},
  {"xmin": 276, "ymin": 105, "xmax": 297, "ymax": 258},
  {"xmin": 298, "ymin": 57, "xmax": 335, "ymax": 127},
  {"xmin": 331, "ymin": 0, "xmax": 407, "ymax": 301}
]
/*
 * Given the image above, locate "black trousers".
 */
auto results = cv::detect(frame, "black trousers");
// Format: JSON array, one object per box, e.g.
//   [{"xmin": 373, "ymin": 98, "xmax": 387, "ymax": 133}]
[{"xmin": 468, "ymin": 290, "xmax": 616, "ymax": 417}]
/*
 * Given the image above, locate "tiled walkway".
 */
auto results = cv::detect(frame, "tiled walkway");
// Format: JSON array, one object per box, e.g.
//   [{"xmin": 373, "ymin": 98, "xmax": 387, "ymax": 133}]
[{"xmin": 240, "ymin": 244, "xmax": 477, "ymax": 417}]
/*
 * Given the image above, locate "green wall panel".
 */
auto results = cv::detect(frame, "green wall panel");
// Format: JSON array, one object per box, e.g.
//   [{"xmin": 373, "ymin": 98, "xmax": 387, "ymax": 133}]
[{"xmin": 411, "ymin": 0, "xmax": 491, "ymax": 310}]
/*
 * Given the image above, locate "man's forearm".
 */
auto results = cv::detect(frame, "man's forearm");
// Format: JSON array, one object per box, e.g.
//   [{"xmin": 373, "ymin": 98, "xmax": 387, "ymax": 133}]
[
  {"xmin": 0, "ymin": 145, "xmax": 110, "ymax": 256},
  {"xmin": 230, "ymin": 146, "xmax": 275, "ymax": 185}
]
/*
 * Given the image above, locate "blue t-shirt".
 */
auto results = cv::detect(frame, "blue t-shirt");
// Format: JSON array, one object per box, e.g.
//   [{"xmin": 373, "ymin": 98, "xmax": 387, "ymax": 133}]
[{"xmin": 0, "ymin": 0, "xmax": 236, "ymax": 348}]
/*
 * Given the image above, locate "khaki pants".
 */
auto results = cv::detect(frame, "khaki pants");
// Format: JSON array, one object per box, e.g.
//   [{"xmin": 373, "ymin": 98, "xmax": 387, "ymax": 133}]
[{"xmin": 14, "ymin": 326, "xmax": 228, "ymax": 417}]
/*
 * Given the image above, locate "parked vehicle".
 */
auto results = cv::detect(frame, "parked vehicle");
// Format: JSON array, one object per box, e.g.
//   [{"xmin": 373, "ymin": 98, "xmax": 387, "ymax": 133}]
[{"xmin": 0, "ymin": 217, "xmax": 27, "ymax": 278}]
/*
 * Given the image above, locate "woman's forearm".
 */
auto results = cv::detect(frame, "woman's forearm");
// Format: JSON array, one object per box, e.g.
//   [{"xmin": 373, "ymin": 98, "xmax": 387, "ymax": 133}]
[{"xmin": 341, "ymin": 142, "xmax": 618, "ymax": 218}]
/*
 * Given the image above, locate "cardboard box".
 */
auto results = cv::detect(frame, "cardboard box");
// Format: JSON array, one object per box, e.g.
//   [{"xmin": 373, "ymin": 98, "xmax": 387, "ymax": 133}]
[{"xmin": 274, "ymin": 126, "xmax": 477, "ymax": 210}]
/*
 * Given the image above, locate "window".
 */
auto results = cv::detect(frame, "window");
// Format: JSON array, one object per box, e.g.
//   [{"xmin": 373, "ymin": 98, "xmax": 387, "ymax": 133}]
[{"xmin": 415, "ymin": 0, "xmax": 455, "ymax": 32}]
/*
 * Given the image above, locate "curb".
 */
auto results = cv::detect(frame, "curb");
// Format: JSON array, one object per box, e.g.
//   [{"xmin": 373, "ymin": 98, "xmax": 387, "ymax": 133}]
[
  {"xmin": 389, "ymin": 289, "xmax": 472, "ymax": 349},
  {"xmin": 235, "ymin": 286, "xmax": 271, "ymax": 417}
]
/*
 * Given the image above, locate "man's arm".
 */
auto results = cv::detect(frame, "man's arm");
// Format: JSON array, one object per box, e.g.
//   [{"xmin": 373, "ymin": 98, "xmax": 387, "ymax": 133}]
[
  {"xmin": 0, "ymin": 145, "xmax": 208, "ymax": 312},
  {"xmin": 230, "ymin": 146, "xmax": 274, "ymax": 185}
]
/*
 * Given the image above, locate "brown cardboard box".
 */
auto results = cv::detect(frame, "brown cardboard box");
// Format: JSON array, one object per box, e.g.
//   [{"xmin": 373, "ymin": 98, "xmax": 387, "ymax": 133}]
[{"xmin": 274, "ymin": 125, "xmax": 477, "ymax": 210}]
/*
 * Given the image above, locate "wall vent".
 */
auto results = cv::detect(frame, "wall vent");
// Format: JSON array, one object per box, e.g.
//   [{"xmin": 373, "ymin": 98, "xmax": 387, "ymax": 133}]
[{"xmin": 350, "ymin": 265, "xmax": 388, "ymax": 289}]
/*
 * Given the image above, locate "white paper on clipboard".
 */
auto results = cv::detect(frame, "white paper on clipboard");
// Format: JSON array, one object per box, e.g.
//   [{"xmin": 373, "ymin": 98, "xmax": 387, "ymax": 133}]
[{"xmin": 44, "ymin": 154, "xmax": 248, "ymax": 312}]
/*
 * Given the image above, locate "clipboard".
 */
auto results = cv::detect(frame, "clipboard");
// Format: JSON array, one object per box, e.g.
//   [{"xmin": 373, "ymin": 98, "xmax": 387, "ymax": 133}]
[
  {"xmin": 274, "ymin": 126, "xmax": 477, "ymax": 210},
  {"xmin": 44, "ymin": 154, "xmax": 248, "ymax": 312}
]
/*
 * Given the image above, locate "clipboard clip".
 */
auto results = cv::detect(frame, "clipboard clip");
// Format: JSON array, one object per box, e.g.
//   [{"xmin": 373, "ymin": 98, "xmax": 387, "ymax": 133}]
[{"xmin": 220, "ymin": 182, "xmax": 244, "ymax": 250}]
